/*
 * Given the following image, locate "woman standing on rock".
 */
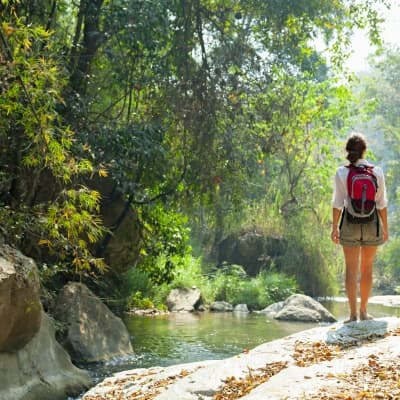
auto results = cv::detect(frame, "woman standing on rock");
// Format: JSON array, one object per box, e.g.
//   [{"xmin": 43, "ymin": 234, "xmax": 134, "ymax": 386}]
[{"xmin": 331, "ymin": 133, "xmax": 388, "ymax": 323}]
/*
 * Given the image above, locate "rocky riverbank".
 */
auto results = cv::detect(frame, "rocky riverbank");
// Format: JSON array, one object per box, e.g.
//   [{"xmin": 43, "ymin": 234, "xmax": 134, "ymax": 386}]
[
  {"xmin": 82, "ymin": 316, "xmax": 400, "ymax": 400},
  {"xmin": 0, "ymin": 244, "xmax": 134, "ymax": 400}
]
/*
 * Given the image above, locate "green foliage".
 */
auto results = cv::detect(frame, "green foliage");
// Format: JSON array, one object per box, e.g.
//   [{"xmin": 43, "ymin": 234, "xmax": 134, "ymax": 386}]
[
  {"xmin": 375, "ymin": 235, "xmax": 400, "ymax": 281},
  {"xmin": 126, "ymin": 292, "xmax": 154, "ymax": 310},
  {"xmin": 356, "ymin": 47, "xmax": 400, "ymax": 286},
  {"xmin": 210, "ymin": 265, "xmax": 298, "ymax": 310},
  {"xmin": 1, "ymin": 0, "xmax": 390, "ymax": 298},
  {"xmin": 136, "ymin": 204, "xmax": 192, "ymax": 284},
  {"xmin": 120, "ymin": 268, "xmax": 153, "ymax": 298},
  {"xmin": 169, "ymin": 255, "xmax": 209, "ymax": 288},
  {"xmin": 211, "ymin": 265, "xmax": 246, "ymax": 303},
  {"xmin": 0, "ymin": 5, "xmax": 106, "ymax": 275},
  {"xmin": 118, "ymin": 256, "xmax": 298, "ymax": 311},
  {"xmin": 283, "ymin": 219, "xmax": 338, "ymax": 297},
  {"xmin": 258, "ymin": 271, "xmax": 299, "ymax": 304},
  {"xmin": 42, "ymin": 187, "xmax": 106, "ymax": 273},
  {"xmin": 119, "ymin": 268, "xmax": 166, "ymax": 310}
]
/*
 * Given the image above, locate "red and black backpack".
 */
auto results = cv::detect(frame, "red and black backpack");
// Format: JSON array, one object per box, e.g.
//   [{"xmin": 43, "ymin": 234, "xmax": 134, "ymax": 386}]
[{"xmin": 345, "ymin": 163, "xmax": 378, "ymax": 223}]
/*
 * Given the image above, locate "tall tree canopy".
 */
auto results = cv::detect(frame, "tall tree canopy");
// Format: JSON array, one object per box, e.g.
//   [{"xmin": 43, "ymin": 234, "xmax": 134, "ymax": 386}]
[
  {"xmin": 358, "ymin": 46, "xmax": 400, "ymax": 285},
  {"xmin": 0, "ymin": 0, "xmax": 388, "ymax": 293}
]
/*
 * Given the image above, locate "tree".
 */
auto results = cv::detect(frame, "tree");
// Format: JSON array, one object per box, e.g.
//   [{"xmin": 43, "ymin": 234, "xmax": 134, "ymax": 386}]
[
  {"xmin": 360, "ymin": 47, "xmax": 400, "ymax": 284},
  {"xmin": 0, "ymin": 0, "xmax": 389, "ymax": 294},
  {"xmin": 0, "ymin": 3, "xmax": 106, "ymax": 276}
]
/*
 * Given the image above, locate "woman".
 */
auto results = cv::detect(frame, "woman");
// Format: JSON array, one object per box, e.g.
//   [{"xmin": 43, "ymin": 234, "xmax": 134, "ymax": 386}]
[{"xmin": 331, "ymin": 133, "xmax": 388, "ymax": 323}]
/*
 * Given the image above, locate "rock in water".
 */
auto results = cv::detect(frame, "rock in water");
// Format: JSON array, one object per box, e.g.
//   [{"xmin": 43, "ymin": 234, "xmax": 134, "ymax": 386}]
[
  {"xmin": 55, "ymin": 282, "xmax": 133, "ymax": 362},
  {"xmin": 274, "ymin": 294, "xmax": 337, "ymax": 322},
  {"xmin": 166, "ymin": 287, "xmax": 202, "ymax": 312}
]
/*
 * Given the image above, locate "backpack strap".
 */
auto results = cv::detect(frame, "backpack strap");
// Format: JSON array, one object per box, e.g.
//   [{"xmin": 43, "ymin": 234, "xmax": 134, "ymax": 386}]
[
  {"xmin": 376, "ymin": 209, "xmax": 380, "ymax": 237},
  {"xmin": 339, "ymin": 208, "xmax": 345, "ymax": 230},
  {"xmin": 345, "ymin": 163, "xmax": 375, "ymax": 170}
]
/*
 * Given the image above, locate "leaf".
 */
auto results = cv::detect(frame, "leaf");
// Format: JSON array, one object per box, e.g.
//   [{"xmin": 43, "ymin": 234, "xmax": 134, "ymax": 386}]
[
  {"xmin": 38, "ymin": 239, "xmax": 52, "ymax": 247},
  {"xmin": 98, "ymin": 168, "xmax": 108, "ymax": 177},
  {"xmin": 2, "ymin": 21, "xmax": 15, "ymax": 35}
]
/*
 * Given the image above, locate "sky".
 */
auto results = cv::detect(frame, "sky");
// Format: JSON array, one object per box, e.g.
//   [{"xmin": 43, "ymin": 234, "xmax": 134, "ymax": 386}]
[{"xmin": 346, "ymin": 1, "xmax": 400, "ymax": 72}]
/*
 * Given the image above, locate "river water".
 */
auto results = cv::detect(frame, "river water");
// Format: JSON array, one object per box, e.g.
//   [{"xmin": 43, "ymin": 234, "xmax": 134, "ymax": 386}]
[{"xmin": 82, "ymin": 300, "xmax": 400, "ymax": 384}]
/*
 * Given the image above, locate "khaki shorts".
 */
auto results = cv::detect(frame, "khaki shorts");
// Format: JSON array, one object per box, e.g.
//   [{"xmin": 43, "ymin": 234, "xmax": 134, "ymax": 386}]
[{"xmin": 339, "ymin": 209, "xmax": 384, "ymax": 247}]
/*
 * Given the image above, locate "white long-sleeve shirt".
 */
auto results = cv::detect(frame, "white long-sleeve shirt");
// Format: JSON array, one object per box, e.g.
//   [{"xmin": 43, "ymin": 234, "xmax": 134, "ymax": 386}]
[{"xmin": 331, "ymin": 159, "xmax": 387, "ymax": 210}]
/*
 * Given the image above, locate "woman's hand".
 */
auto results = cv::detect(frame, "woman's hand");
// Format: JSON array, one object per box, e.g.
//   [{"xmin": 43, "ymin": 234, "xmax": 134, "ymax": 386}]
[
  {"xmin": 382, "ymin": 228, "xmax": 389, "ymax": 242},
  {"xmin": 331, "ymin": 208, "xmax": 342, "ymax": 245},
  {"xmin": 331, "ymin": 226, "xmax": 339, "ymax": 244},
  {"xmin": 377, "ymin": 208, "xmax": 389, "ymax": 242}
]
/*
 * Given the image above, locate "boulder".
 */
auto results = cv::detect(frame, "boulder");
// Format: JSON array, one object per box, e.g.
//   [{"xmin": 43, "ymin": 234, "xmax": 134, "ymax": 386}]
[
  {"xmin": 166, "ymin": 288, "xmax": 202, "ymax": 312},
  {"xmin": 0, "ymin": 244, "xmax": 42, "ymax": 352},
  {"xmin": 54, "ymin": 282, "xmax": 133, "ymax": 363},
  {"xmin": 90, "ymin": 176, "xmax": 141, "ymax": 273},
  {"xmin": 274, "ymin": 294, "xmax": 337, "ymax": 323},
  {"xmin": 0, "ymin": 313, "xmax": 91, "ymax": 400},
  {"xmin": 258, "ymin": 301, "xmax": 285, "ymax": 318},
  {"xmin": 234, "ymin": 304, "xmax": 249, "ymax": 313},
  {"xmin": 217, "ymin": 232, "xmax": 287, "ymax": 276},
  {"xmin": 210, "ymin": 301, "xmax": 233, "ymax": 312}
]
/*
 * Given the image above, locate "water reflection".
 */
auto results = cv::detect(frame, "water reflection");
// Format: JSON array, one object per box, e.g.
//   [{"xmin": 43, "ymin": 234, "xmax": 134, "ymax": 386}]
[
  {"xmin": 123, "ymin": 301, "xmax": 399, "ymax": 368},
  {"xmin": 322, "ymin": 299, "xmax": 400, "ymax": 320}
]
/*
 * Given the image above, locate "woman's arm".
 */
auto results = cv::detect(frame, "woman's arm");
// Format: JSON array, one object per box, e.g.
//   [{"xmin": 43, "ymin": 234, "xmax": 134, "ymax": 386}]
[
  {"xmin": 375, "ymin": 166, "xmax": 388, "ymax": 242},
  {"xmin": 331, "ymin": 207, "xmax": 342, "ymax": 244},
  {"xmin": 377, "ymin": 207, "xmax": 389, "ymax": 242}
]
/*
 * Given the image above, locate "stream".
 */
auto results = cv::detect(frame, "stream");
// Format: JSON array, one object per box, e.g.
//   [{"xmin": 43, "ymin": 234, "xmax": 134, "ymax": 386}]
[{"xmin": 80, "ymin": 299, "xmax": 400, "ymax": 385}]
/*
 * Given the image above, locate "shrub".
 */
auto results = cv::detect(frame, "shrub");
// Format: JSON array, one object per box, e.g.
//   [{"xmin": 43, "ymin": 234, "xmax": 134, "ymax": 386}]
[
  {"xmin": 258, "ymin": 271, "xmax": 298, "ymax": 304},
  {"xmin": 120, "ymin": 268, "xmax": 153, "ymax": 298},
  {"xmin": 120, "ymin": 256, "xmax": 299, "ymax": 311},
  {"xmin": 209, "ymin": 266, "xmax": 298, "ymax": 310},
  {"xmin": 126, "ymin": 291, "xmax": 154, "ymax": 310}
]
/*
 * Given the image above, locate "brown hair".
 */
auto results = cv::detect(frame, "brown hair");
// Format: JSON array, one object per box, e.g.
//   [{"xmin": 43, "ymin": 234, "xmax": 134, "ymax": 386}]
[{"xmin": 345, "ymin": 133, "xmax": 367, "ymax": 164}]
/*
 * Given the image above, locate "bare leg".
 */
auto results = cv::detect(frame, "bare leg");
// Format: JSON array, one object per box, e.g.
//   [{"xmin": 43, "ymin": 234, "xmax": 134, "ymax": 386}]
[
  {"xmin": 359, "ymin": 246, "xmax": 378, "ymax": 320},
  {"xmin": 342, "ymin": 246, "xmax": 360, "ymax": 322}
]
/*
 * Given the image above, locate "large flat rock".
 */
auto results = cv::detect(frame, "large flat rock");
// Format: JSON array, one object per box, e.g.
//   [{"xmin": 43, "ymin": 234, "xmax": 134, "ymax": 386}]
[{"xmin": 82, "ymin": 317, "xmax": 400, "ymax": 400}]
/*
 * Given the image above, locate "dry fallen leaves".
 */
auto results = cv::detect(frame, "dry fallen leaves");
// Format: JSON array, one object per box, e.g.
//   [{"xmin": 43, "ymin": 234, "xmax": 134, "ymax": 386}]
[
  {"xmin": 213, "ymin": 361, "xmax": 288, "ymax": 400},
  {"xmin": 308, "ymin": 352, "xmax": 400, "ymax": 399},
  {"xmin": 83, "ymin": 368, "xmax": 194, "ymax": 400},
  {"xmin": 293, "ymin": 340, "xmax": 341, "ymax": 367},
  {"xmin": 389, "ymin": 327, "xmax": 400, "ymax": 337},
  {"xmin": 83, "ymin": 327, "xmax": 400, "ymax": 400}
]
